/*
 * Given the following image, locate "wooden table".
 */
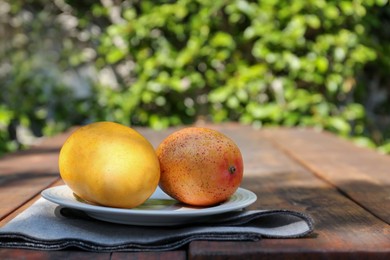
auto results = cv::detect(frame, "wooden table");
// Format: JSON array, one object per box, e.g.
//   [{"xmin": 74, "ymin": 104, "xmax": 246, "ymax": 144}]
[{"xmin": 0, "ymin": 123, "xmax": 389, "ymax": 259}]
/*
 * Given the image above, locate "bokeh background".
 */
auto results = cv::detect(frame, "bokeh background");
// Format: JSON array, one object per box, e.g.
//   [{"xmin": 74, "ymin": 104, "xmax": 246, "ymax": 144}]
[{"xmin": 1, "ymin": 0, "xmax": 390, "ymax": 155}]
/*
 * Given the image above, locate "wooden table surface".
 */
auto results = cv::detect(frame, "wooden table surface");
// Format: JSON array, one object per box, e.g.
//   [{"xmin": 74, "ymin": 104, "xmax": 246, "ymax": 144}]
[{"xmin": 0, "ymin": 123, "xmax": 389, "ymax": 259}]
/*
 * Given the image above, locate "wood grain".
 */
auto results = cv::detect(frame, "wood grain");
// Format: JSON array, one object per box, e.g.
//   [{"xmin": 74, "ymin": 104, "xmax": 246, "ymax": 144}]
[
  {"xmin": 185, "ymin": 125, "xmax": 390, "ymax": 259},
  {"xmin": 0, "ymin": 249, "xmax": 187, "ymax": 260},
  {"xmin": 111, "ymin": 251, "xmax": 187, "ymax": 260},
  {"xmin": 1, "ymin": 124, "xmax": 390, "ymax": 259},
  {"xmin": 262, "ymin": 127, "xmax": 390, "ymax": 224},
  {"xmin": 0, "ymin": 179, "xmax": 64, "ymax": 227},
  {"xmin": 0, "ymin": 249, "xmax": 111, "ymax": 260},
  {"xmin": 0, "ymin": 131, "xmax": 73, "ymax": 224}
]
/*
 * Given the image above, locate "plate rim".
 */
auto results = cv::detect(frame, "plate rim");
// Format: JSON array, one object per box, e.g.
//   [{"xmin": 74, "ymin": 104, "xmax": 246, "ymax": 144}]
[{"xmin": 41, "ymin": 185, "xmax": 257, "ymax": 217}]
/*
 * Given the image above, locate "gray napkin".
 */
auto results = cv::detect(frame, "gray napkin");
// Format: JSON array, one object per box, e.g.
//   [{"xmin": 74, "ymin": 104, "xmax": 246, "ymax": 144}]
[{"xmin": 0, "ymin": 198, "xmax": 314, "ymax": 252}]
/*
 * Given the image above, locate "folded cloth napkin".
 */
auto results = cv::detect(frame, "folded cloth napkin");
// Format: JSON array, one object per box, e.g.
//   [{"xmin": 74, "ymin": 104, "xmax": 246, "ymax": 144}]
[{"xmin": 0, "ymin": 198, "xmax": 314, "ymax": 252}]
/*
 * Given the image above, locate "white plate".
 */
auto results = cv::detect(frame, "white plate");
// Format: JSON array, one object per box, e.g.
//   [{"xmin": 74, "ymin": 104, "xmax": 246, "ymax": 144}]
[{"xmin": 41, "ymin": 185, "xmax": 257, "ymax": 226}]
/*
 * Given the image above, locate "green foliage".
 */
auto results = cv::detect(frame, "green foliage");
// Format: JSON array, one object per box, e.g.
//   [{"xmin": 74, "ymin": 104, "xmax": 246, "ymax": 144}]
[
  {"xmin": 0, "ymin": 105, "xmax": 16, "ymax": 155},
  {"xmin": 1, "ymin": 0, "xmax": 390, "ymax": 155},
  {"xmin": 94, "ymin": 0, "xmax": 387, "ymax": 138},
  {"xmin": 0, "ymin": 0, "xmax": 93, "ymax": 154}
]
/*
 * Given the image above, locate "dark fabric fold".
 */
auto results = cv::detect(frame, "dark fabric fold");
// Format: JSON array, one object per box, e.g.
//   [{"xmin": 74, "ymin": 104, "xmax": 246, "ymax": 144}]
[{"xmin": 0, "ymin": 198, "xmax": 314, "ymax": 252}]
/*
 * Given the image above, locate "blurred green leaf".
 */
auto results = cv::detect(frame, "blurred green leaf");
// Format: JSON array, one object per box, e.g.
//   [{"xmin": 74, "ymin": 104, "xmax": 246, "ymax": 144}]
[
  {"xmin": 327, "ymin": 117, "xmax": 351, "ymax": 135},
  {"xmin": 1, "ymin": 0, "xmax": 390, "ymax": 155}
]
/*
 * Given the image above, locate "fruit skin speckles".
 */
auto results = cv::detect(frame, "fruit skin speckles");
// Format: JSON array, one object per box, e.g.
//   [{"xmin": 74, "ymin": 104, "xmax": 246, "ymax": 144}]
[{"xmin": 156, "ymin": 127, "xmax": 244, "ymax": 207}]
